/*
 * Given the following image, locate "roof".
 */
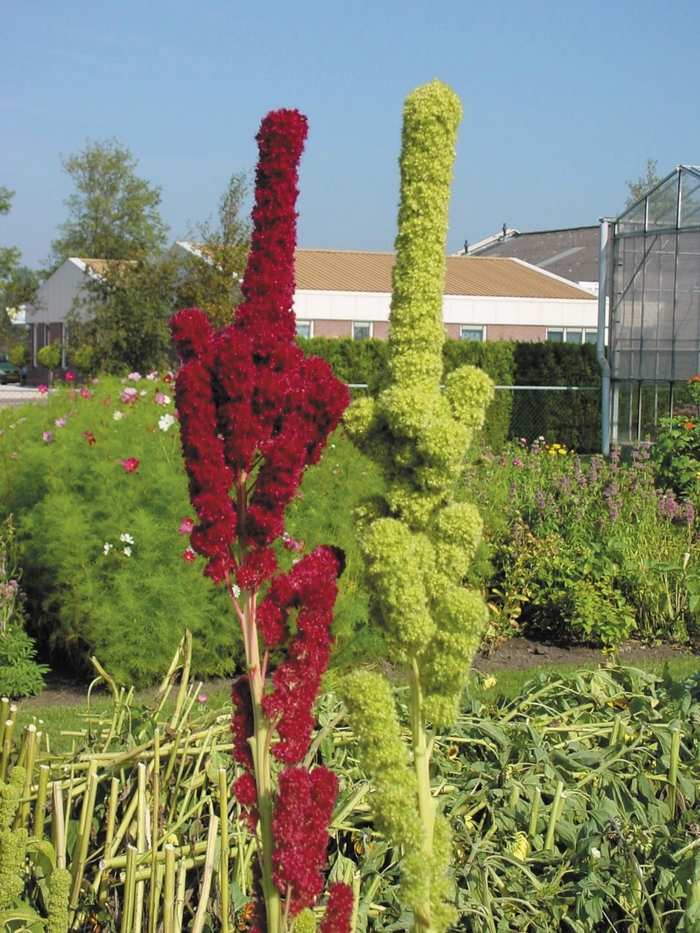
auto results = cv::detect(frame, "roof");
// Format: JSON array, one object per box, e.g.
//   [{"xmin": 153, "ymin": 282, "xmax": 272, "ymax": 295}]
[
  {"xmin": 75, "ymin": 258, "xmax": 137, "ymax": 275},
  {"xmin": 463, "ymin": 226, "xmax": 600, "ymax": 284},
  {"xmin": 294, "ymin": 249, "xmax": 595, "ymax": 300}
]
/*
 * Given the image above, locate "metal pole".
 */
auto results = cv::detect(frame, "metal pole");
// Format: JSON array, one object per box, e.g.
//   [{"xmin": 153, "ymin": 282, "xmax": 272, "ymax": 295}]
[{"xmin": 598, "ymin": 218, "xmax": 614, "ymax": 454}]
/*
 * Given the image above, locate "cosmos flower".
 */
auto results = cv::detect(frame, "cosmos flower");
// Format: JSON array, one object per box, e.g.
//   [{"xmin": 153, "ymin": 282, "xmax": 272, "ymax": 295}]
[{"xmin": 122, "ymin": 458, "xmax": 139, "ymax": 473}]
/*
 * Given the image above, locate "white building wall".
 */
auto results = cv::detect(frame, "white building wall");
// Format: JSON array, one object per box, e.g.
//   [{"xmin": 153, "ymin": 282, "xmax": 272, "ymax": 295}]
[
  {"xmin": 28, "ymin": 259, "xmax": 91, "ymax": 326},
  {"xmin": 295, "ymin": 290, "xmax": 597, "ymax": 329}
]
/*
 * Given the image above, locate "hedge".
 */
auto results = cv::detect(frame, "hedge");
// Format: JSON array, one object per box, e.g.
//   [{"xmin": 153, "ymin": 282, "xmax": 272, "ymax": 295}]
[{"xmin": 299, "ymin": 337, "xmax": 602, "ymax": 452}]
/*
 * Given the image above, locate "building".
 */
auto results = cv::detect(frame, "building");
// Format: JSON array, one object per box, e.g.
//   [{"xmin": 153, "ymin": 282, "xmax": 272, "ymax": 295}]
[
  {"xmin": 24, "ymin": 257, "xmax": 124, "ymax": 382},
  {"xmin": 22, "ymin": 247, "xmax": 598, "ymax": 382},
  {"xmin": 293, "ymin": 249, "xmax": 597, "ymax": 344},
  {"xmin": 461, "ymin": 225, "xmax": 600, "ymax": 298}
]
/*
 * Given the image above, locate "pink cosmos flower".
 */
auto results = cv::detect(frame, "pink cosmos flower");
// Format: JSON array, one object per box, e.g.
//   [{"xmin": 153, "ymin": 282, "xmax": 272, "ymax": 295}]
[
  {"xmin": 146, "ymin": 371, "xmax": 158, "ymax": 381},
  {"xmin": 42, "ymin": 431, "xmax": 53, "ymax": 443},
  {"xmin": 123, "ymin": 458, "xmax": 139, "ymax": 472},
  {"xmin": 197, "ymin": 693, "xmax": 208, "ymax": 703},
  {"xmin": 65, "ymin": 371, "xmax": 75, "ymax": 382},
  {"xmin": 92, "ymin": 377, "xmax": 100, "ymax": 384},
  {"xmin": 80, "ymin": 387, "xmax": 91, "ymax": 399},
  {"xmin": 128, "ymin": 372, "xmax": 142, "ymax": 382},
  {"xmin": 183, "ymin": 548, "xmax": 196, "ymax": 563},
  {"xmin": 121, "ymin": 387, "xmax": 138, "ymax": 403},
  {"xmin": 37, "ymin": 384, "xmax": 49, "ymax": 395},
  {"xmin": 54, "ymin": 418, "xmax": 67, "ymax": 428},
  {"xmin": 179, "ymin": 517, "xmax": 195, "ymax": 534},
  {"xmin": 156, "ymin": 393, "xmax": 171, "ymax": 405}
]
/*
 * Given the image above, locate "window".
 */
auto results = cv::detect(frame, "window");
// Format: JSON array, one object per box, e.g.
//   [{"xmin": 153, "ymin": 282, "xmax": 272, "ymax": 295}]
[
  {"xmin": 460, "ymin": 326, "xmax": 484, "ymax": 342},
  {"xmin": 296, "ymin": 320, "xmax": 312, "ymax": 339},
  {"xmin": 353, "ymin": 322, "xmax": 372, "ymax": 341},
  {"xmin": 547, "ymin": 327, "xmax": 598, "ymax": 344}
]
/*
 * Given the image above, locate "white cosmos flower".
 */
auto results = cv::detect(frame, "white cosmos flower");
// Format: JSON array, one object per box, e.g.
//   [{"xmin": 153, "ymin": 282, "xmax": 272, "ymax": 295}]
[
  {"xmin": 123, "ymin": 546, "xmax": 132, "ymax": 557},
  {"xmin": 159, "ymin": 413, "xmax": 175, "ymax": 432},
  {"xmin": 120, "ymin": 533, "xmax": 134, "ymax": 545},
  {"xmin": 113, "ymin": 410, "xmax": 124, "ymax": 421},
  {"xmin": 103, "ymin": 542, "xmax": 112, "ymax": 555}
]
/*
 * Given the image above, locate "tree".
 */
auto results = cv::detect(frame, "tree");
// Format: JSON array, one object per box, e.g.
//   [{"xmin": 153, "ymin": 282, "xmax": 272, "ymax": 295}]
[
  {"xmin": 48, "ymin": 139, "xmax": 169, "ymax": 269},
  {"xmin": 625, "ymin": 158, "xmax": 663, "ymax": 208},
  {"xmin": 175, "ymin": 172, "xmax": 251, "ymax": 328},
  {"xmin": 0, "ymin": 188, "xmax": 35, "ymax": 357},
  {"xmin": 0, "ymin": 186, "xmax": 13, "ymax": 215},
  {"xmin": 68, "ymin": 256, "xmax": 180, "ymax": 374},
  {"xmin": 0, "ymin": 187, "xmax": 20, "ymax": 284}
]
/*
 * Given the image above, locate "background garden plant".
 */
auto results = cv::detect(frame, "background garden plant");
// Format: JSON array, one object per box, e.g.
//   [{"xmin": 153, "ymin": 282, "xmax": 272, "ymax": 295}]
[{"xmin": 468, "ymin": 437, "xmax": 700, "ymax": 649}]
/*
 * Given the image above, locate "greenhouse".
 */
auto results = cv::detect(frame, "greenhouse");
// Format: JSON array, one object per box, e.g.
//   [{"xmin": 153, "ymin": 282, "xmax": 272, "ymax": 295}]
[{"xmin": 606, "ymin": 165, "xmax": 700, "ymax": 444}]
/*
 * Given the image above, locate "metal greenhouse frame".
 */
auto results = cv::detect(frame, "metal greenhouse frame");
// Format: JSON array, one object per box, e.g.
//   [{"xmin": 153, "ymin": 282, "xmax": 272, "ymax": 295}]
[{"xmin": 599, "ymin": 165, "xmax": 700, "ymax": 450}]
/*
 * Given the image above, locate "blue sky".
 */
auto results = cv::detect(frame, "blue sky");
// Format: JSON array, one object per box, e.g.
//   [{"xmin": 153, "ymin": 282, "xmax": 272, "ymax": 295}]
[{"xmin": 2, "ymin": 1, "xmax": 700, "ymax": 269}]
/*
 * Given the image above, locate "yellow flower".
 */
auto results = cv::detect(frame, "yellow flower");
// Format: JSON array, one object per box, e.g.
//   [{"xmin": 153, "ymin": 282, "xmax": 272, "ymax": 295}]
[
  {"xmin": 548, "ymin": 449, "xmax": 556, "ymax": 456},
  {"xmin": 482, "ymin": 676, "xmax": 497, "ymax": 690},
  {"xmin": 552, "ymin": 443, "xmax": 561, "ymax": 449},
  {"xmin": 558, "ymin": 448, "xmax": 566, "ymax": 455}
]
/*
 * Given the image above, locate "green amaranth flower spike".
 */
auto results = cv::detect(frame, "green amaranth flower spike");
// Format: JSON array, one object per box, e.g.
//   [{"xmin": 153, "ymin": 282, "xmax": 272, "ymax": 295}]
[
  {"xmin": 46, "ymin": 867, "xmax": 71, "ymax": 933},
  {"xmin": 343, "ymin": 79, "xmax": 493, "ymax": 933}
]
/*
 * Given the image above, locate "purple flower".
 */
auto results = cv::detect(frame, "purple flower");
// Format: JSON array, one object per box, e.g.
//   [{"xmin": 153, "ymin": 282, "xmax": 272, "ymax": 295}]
[
  {"xmin": 42, "ymin": 431, "xmax": 53, "ymax": 443},
  {"xmin": 513, "ymin": 457, "xmax": 523, "ymax": 467},
  {"xmin": 683, "ymin": 499, "xmax": 696, "ymax": 526},
  {"xmin": 54, "ymin": 418, "xmax": 67, "ymax": 428}
]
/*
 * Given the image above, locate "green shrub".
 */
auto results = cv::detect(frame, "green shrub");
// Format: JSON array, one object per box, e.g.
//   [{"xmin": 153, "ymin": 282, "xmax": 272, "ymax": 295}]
[
  {"xmin": 511, "ymin": 341, "xmax": 602, "ymax": 452},
  {"xmin": 0, "ymin": 375, "xmax": 384, "ymax": 684},
  {"xmin": 0, "ymin": 375, "xmax": 240, "ymax": 685},
  {"xmin": 8, "ymin": 345, "xmax": 29, "ymax": 368},
  {"xmin": 36, "ymin": 342, "xmax": 62, "ymax": 372},
  {"xmin": 299, "ymin": 336, "xmax": 515, "ymax": 449},
  {"xmin": 466, "ymin": 439, "xmax": 699, "ymax": 646},
  {"xmin": 651, "ymin": 376, "xmax": 700, "ymax": 500},
  {"xmin": 0, "ymin": 517, "xmax": 47, "ymax": 698}
]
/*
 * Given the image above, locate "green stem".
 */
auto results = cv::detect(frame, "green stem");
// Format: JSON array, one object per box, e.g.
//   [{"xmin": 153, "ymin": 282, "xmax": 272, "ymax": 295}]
[{"xmin": 407, "ymin": 658, "xmax": 435, "ymax": 933}]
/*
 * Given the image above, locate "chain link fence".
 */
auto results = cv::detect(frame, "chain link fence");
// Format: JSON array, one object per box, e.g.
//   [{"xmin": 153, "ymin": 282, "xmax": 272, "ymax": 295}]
[{"xmin": 497, "ymin": 385, "xmax": 602, "ymax": 454}]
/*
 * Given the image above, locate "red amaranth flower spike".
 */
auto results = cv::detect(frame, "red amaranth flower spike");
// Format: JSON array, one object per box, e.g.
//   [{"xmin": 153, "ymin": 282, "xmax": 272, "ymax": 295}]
[
  {"xmin": 319, "ymin": 883, "xmax": 354, "ymax": 933},
  {"xmin": 170, "ymin": 107, "xmax": 349, "ymax": 933},
  {"xmin": 271, "ymin": 766, "xmax": 338, "ymax": 915}
]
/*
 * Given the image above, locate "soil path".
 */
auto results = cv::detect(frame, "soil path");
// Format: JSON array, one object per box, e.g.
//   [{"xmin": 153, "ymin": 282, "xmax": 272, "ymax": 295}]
[{"xmin": 20, "ymin": 637, "xmax": 698, "ymax": 711}]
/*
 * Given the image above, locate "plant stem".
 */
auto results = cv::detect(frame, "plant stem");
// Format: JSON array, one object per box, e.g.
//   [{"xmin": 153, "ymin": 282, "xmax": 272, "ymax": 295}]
[
  {"xmin": 219, "ymin": 768, "xmax": 230, "ymax": 933},
  {"xmin": 407, "ymin": 658, "xmax": 435, "ymax": 933},
  {"xmin": 245, "ymin": 588, "xmax": 281, "ymax": 933}
]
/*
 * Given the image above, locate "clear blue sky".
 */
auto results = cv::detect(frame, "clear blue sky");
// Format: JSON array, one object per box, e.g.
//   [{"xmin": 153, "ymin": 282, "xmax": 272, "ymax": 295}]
[{"xmin": 2, "ymin": 1, "xmax": 699, "ymax": 269}]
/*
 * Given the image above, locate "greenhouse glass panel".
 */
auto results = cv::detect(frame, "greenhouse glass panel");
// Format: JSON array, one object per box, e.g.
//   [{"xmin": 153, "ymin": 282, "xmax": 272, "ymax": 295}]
[
  {"xmin": 616, "ymin": 199, "xmax": 646, "ymax": 235},
  {"xmin": 680, "ymin": 169, "xmax": 700, "ymax": 228},
  {"xmin": 647, "ymin": 174, "xmax": 679, "ymax": 231}
]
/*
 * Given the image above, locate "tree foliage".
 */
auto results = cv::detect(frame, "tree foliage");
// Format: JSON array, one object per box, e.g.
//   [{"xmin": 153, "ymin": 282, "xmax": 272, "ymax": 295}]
[
  {"xmin": 48, "ymin": 138, "xmax": 169, "ymax": 270},
  {"xmin": 69, "ymin": 257, "xmax": 180, "ymax": 374},
  {"xmin": 625, "ymin": 157, "xmax": 663, "ymax": 208},
  {"xmin": 175, "ymin": 172, "xmax": 251, "ymax": 328},
  {"xmin": 0, "ymin": 187, "xmax": 20, "ymax": 285}
]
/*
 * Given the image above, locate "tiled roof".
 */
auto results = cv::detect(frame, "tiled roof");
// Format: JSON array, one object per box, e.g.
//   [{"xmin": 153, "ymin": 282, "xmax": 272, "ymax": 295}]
[{"xmin": 294, "ymin": 249, "xmax": 594, "ymax": 299}]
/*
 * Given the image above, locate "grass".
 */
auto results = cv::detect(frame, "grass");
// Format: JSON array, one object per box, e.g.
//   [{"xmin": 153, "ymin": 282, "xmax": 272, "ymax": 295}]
[{"xmin": 11, "ymin": 654, "xmax": 700, "ymax": 756}]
